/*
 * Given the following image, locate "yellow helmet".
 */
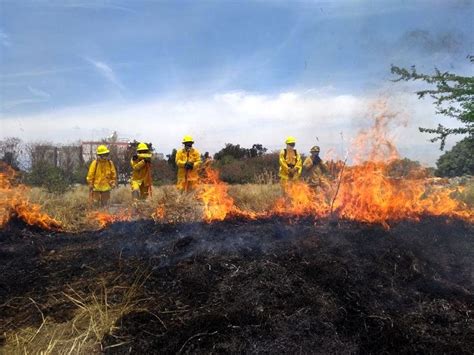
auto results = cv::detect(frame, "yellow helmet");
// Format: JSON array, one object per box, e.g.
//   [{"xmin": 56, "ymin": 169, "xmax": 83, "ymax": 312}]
[
  {"xmin": 97, "ymin": 145, "xmax": 110, "ymax": 155},
  {"xmin": 182, "ymin": 135, "xmax": 194, "ymax": 143},
  {"xmin": 137, "ymin": 142, "xmax": 149, "ymax": 152},
  {"xmin": 310, "ymin": 145, "xmax": 320, "ymax": 153},
  {"xmin": 285, "ymin": 136, "xmax": 296, "ymax": 144}
]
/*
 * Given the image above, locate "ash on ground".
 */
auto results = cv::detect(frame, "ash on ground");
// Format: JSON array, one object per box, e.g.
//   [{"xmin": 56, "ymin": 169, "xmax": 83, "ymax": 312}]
[{"xmin": 1, "ymin": 216, "xmax": 473, "ymax": 354}]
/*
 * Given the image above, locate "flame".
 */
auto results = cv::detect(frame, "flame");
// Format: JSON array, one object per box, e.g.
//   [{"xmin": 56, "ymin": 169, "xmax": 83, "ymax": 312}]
[
  {"xmin": 273, "ymin": 182, "xmax": 329, "ymax": 217},
  {"xmin": 270, "ymin": 101, "xmax": 473, "ymax": 226},
  {"xmin": 198, "ymin": 167, "xmax": 236, "ymax": 222},
  {"xmin": 1, "ymin": 99, "xmax": 471, "ymax": 231},
  {"xmin": 0, "ymin": 164, "xmax": 61, "ymax": 230},
  {"xmin": 332, "ymin": 163, "xmax": 473, "ymax": 227},
  {"xmin": 88, "ymin": 209, "xmax": 132, "ymax": 229},
  {"xmin": 152, "ymin": 204, "xmax": 165, "ymax": 222},
  {"xmin": 198, "ymin": 167, "xmax": 259, "ymax": 222}
]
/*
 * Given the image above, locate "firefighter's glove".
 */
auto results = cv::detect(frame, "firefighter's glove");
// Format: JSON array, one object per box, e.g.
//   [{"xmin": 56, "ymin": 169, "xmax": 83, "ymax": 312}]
[
  {"xmin": 185, "ymin": 162, "xmax": 194, "ymax": 170},
  {"xmin": 144, "ymin": 158, "xmax": 151, "ymax": 163}
]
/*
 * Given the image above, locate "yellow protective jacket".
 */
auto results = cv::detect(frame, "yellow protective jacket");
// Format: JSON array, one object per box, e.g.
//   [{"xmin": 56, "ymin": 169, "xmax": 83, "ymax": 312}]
[
  {"xmin": 86, "ymin": 159, "xmax": 117, "ymax": 192},
  {"xmin": 279, "ymin": 148, "xmax": 302, "ymax": 180},
  {"xmin": 130, "ymin": 153, "xmax": 152, "ymax": 187},
  {"xmin": 176, "ymin": 148, "xmax": 202, "ymax": 183},
  {"xmin": 303, "ymin": 156, "xmax": 329, "ymax": 186}
]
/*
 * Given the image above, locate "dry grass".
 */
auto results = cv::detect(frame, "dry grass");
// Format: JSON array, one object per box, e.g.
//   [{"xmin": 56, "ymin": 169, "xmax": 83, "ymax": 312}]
[
  {"xmin": 28, "ymin": 185, "xmax": 91, "ymax": 232},
  {"xmin": 3, "ymin": 272, "xmax": 149, "ymax": 354},
  {"xmin": 229, "ymin": 184, "xmax": 282, "ymax": 212},
  {"xmin": 26, "ymin": 179, "xmax": 471, "ymax": 232},
  {"xmin": 25, "ymin": 183, "xmax": 282, "ymax": 231}
]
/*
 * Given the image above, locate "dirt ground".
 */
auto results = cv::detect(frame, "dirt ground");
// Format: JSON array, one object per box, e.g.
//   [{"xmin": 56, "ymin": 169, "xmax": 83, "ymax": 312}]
[{"xmin": 1, "ymin": 216, "xmax": 473, "ymax": 354}]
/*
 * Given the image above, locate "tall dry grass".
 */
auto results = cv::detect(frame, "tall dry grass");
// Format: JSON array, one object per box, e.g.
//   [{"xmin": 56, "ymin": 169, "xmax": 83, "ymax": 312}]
[
  {"xmin": 3, "ymin": 272, "xmax": 150, "ymax": 354},
  {"xmin": 25, "ymin": 183, "xmax": 283, "ymax": 231},
  {"xmin": 229, "ymin": 184, "xmax": 281, "ymax": 212}
]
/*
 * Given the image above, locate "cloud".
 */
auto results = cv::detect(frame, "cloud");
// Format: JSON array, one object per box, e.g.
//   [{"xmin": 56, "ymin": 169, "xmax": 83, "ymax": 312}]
[
  {"xmin": 0, "ymin": 89, "xmax": 457, "ymax": 165},
  {"xmin": 0, "ymin": 86, "xmax": 51, "ymax": 109},
  {"xmin": 0, "ymin": 29, "xmax": 11, "ymax": 47},
  {"xmin": 59, "ymin": 1, "xmax": 137, "ymax": 14},
  {"xmin": 27, "ymin": 86, "xmax": 51, "ymax": 100},
  {"xmin": 0, "ymin": 67, "xmax": 84, "ymax": 79},
  {"xmin": 85, "ymin": 58, "xmax": 125, "ymax": 90}
]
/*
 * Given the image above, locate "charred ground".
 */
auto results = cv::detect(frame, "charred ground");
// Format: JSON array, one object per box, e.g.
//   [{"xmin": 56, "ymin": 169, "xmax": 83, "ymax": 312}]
[{"xmin": 0, "ymin": 216, "xmax": 473, "ymax": 354}]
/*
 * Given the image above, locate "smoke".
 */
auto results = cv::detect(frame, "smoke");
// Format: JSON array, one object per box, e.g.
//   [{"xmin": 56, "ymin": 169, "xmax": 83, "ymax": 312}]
[{"xmin": 398, "ymin": 29, "xmax": 464, "ymax": 55}]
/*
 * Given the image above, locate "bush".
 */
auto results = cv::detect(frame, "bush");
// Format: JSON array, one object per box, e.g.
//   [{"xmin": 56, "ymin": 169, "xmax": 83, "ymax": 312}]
[
  {"xmin": 386, "ymin": 158, "xmax": 431, "ymax": 179},
  {"xmin": 215, "ymin": 153, "xmax": 279, "ymax": 184},
  {"xmin": 152, "ymin": 159, "xmax": 176, "ymax": 186},
  {"xmin": 26, "ymin": 163, "xmax": 70, "ymax": 193},
  {"xmin": 436, "ymin": 137, "xmax": 474, "ymax": 177}
]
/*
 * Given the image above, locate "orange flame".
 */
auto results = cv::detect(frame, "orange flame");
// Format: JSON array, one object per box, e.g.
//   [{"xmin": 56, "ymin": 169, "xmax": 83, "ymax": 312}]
[
  {"xmin": 152, "ymin": 204, "xmax": 165, "ymax": 222},
  {"xmin": 273, "ymin": 182, "xmax": 328, "ymax": 217},
  {"xmin": 198, "ymin": 167, "xmax": 236, "ymax": 222},
  {"xmin": 0, "ymin": 164, "xmax": 61, "ymax": 230},
  {"xmin": 270, "ymin": 101, "xmax": 473, "ymax": 226},
  {"xmin": 332, "ymin": 163, "xmax": 473, "ymax": 227},
  {"xmin": 87, "ymin": 209, "xmax": 132, "ymax": 229},
  {"xmin": 198, "ymin": 167, "xmax": 259, "ymax": 222}
]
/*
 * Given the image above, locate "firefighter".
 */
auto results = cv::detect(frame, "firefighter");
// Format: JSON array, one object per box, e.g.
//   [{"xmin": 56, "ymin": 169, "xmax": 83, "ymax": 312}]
[
  {"xmin": 130, "ymin": 142, "xmax": 152, "ymax": 201},
  {"xmin": 86, "ymin": 145, "xmax": 117, "ymax": 207},
  {"xmin": 279, "ymin": 136, "xmax": 302, "ymax": 189},
  {"xmin": 303, "ymin": 145, "xmax": 331, "ymax": 191},
  {"xmin": 176, "ymin": 135, "xmax": 202, "ymax": 192}
]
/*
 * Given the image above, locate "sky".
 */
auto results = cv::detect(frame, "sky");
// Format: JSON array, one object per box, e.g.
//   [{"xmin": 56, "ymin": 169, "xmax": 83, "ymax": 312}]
[{"xmin": 0, "ymin": 0, "xmax": 473, "ymax": 165}]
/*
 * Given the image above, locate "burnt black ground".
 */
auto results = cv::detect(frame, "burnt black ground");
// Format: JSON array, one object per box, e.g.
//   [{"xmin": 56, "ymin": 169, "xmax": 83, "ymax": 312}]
[{"xmin": 0, "ymin": 216, "xmax": 473, "ymax": 354}]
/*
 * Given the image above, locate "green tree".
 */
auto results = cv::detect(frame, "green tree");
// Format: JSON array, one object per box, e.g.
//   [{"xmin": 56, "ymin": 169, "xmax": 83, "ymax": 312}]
[
  {"xmin": 26, "ymin": 163, "xmax": 70, "ymax": 193},
  {"xmin": 391, "ymin": 56, "xmax": 473, "ymax": 149},
  {"xmin": 214, "ymin": 143, "xmax": 249, "ymax": 161},
  {"xmin": 435, "ymin": 136, "xmax": 474, "ymax": 177},
  {"xmin": 166, "ymin": 149, "xmax": 178, "ymax": 170}
]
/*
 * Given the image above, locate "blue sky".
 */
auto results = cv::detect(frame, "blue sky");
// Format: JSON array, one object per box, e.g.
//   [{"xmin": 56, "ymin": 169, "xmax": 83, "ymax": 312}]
[{"xmin": 0, "ymin": 0, "xmax": 473, "ymax": 164}]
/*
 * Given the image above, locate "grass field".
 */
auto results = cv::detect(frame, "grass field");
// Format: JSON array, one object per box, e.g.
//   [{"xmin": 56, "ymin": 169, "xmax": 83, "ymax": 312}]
[{"xmin": 26, "ymin": 184, "xmax": 283, "ymax": 231}]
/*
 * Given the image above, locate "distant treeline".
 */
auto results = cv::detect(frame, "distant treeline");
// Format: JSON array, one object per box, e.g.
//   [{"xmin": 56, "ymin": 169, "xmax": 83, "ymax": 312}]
[{"xmin": 1, "ymin": 138, "xmax": 472, "ymax": 193}]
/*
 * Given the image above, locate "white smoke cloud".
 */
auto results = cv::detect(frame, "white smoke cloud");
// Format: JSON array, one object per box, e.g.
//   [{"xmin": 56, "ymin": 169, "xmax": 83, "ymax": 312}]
[{"xmin": 0, "ymin": 89, "xmax": 459, "ymax": 165}]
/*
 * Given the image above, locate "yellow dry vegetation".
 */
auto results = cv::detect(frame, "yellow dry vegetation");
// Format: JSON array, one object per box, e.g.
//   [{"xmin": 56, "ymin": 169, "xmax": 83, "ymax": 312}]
[
  {"xmin": 25, "ymin": 184, "xmax": 284, "ymax": 231},
  {"xmin": 3, "ymin": 272, "xmax": 149, "ymax": 354}
]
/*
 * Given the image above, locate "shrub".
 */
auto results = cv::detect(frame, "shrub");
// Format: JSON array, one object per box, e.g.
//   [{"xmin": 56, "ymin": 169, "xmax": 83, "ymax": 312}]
[
  {"xmin": 215, "ymin": 153, "xmax": 280, "ymax": 184},
  {"xmin": 436, "ymin": 137, "xmax": 474, "ymax": 177},
  {"xmin": 26, "ymin": 163, "xmax": 70, "ymax": 194}
]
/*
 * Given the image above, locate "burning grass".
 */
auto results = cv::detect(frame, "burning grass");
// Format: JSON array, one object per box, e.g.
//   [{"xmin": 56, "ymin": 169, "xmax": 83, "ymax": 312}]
[
  {"xmin": 0, "ymin": 164, "xmax": 61, "ymax": 230},
  {"xmin": 16, "ymin": 174, "xmax": 474, "ymax": 232},
  {"xmin": 1, "ymin": 101, "xmax": 473, "ymax": 231}
]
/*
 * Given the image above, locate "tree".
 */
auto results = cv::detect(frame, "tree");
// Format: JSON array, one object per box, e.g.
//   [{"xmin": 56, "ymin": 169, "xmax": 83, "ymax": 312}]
[
  {"xmin": 391, "ymin": 56, "xmax": 473, "ymax": 149},
  {"xmin": 167, "ymin": 149, "xmax": 178, "ymax": 170},
  {"xmin": 214, "ymin": 143, "xmax": 249, "ymax": 161},
  {"xmin": 214, "ymin": 143, "xmax": 268, "ymax": 161},
  {"xmin": 0, "ymin": 137, "xmax": 23, "ymax": 170},
  {"xmin": 248, "ymin": 144, "xmax": 267, "ymax": 158},
  {"xmin": 435, "ymin": 136, "xmax": 474, "ymax": 177}
]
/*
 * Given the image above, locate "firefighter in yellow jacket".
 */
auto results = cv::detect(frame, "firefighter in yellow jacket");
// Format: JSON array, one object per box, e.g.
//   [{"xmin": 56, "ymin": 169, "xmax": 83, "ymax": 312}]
[
  {"xmin": 176, "ymin": 135, "xmax": 202, "ymax": 192},
  {"xmin": 86, "ymin": 145, "xmax": 117, "ymax": 207},
  {"xmin": 279, "ymin": 136, "xmax": 303, "ymax": 188},
  {"xmin": 130, "ymin": 142, "xmax": 153, "ymax": 200},
  {"xmin": 303, "ymin": 145, "xmax": 331, "ymax": 191}
]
